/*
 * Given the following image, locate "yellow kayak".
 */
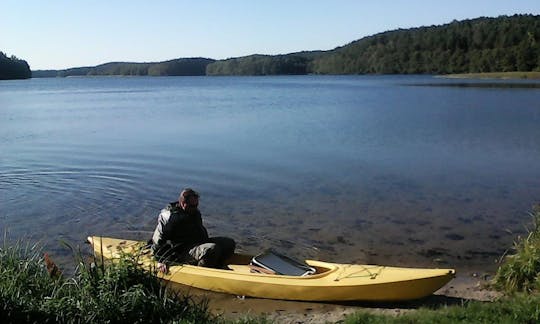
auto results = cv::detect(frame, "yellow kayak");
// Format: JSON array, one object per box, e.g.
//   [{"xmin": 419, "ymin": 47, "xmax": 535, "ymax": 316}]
[{"xmin": 87, "ymin": 236, "xmax": 455, "ymax": 302}]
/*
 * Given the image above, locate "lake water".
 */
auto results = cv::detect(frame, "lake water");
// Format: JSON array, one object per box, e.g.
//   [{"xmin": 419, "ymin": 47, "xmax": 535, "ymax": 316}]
[{"xmin": 1, "ymin": 75, "xmax": 540, "ymax": 271}]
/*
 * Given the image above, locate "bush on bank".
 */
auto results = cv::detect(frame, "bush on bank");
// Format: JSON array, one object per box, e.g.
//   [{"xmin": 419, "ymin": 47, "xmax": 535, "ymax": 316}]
[
  {"xmin": 493, "ymin": 205, "xmax": 540, "ymax": 293},
  {"xmin": 0, "ymin": 240, "xmax": 214, "ymax": 323}
]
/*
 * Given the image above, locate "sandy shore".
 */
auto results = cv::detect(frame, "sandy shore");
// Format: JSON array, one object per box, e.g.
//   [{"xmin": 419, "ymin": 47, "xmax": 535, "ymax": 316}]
[
  {"xmin": 440, "ymin": 71, "xmax": 540, "ymax": 79},
  {"xmin": 169, "ymin": 266, "xmax": 501, "ymax": 324}
]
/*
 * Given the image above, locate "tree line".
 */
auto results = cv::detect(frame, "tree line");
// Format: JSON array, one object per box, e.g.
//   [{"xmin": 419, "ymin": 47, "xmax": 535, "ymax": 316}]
[
  {"xmin": 5, "ymin": 14, "xmax": 539, "ymax": 79},
  {"xmin": 206, "ymin": 54, "xmax": 315, "ymax": 75},
  {"xmin": 0, "ymin": 52, "xmax": 31, "ymax": 80},
  {"xmin": 207, "ymin": 14, "xmax": 540, "ymax": 75},
  {"xmin": 310, "ymin": 14, "xmax": 540, "ymax": 74},
  {"xmin": 32, "ymin": 58, "xmax": 214, "ymax": 78}
]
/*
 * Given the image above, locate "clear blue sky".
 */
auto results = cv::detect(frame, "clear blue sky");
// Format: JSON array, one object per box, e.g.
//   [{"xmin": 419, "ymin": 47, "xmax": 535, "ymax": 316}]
[{"xmin": 2, "ymin": 0, "xmax": 539, "ymax": 70}]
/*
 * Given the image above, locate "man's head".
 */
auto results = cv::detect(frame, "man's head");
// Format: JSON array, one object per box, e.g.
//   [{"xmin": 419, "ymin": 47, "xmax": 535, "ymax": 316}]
[{"xmin": 179, "ymin": 188, "xmax": 200, "ymax": 214}]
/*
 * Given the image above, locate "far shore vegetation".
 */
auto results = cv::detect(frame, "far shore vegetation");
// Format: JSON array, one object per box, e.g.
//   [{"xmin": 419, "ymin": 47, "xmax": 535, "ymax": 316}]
[
  {"xmin": 3, "ymin": 14, "xmax": 538, "ymax": 80},
  {"xmin": 2, "ymin": 206, "xmax": 540, "ymax": 323},
  {"xmin": 443, "ymin": 71, "xmax": 540, "ymax": 79},
  {"xmin": 208, "ymin": 15, "xmax": 540, "ymax": 76},
  {"xmin": 0, "ymin": 52, "xmax": 31, "ymax": 80}
]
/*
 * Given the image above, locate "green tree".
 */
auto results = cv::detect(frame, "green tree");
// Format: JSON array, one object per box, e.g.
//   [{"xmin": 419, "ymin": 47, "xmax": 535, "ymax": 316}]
[{"xmin": 0, "ymin": 52, "xmax": 31, "ymax": 79}]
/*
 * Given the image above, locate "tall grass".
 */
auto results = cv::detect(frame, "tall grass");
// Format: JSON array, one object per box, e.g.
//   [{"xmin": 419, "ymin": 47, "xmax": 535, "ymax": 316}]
[
  {"xmin": 493, "ymin": 205, "xmax": 540, "ymax": 293},
  {"xmin": 0, "ymin": 239, "xmax": 216, "ymax": 323}
]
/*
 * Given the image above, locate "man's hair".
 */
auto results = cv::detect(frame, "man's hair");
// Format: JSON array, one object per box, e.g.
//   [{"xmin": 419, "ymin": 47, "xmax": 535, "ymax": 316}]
[{"xmin": 179, "ymin": 188, "xmax": 199, "ymax": 203}]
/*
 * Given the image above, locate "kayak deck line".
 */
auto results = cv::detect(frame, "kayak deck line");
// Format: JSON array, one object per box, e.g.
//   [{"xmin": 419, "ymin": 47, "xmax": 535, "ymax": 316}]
[{"xmin": 329, "ymin": 263, "xmax": 384, "ymax": 281}]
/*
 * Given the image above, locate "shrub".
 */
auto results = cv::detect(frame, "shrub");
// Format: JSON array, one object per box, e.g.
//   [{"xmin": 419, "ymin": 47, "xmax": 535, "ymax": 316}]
[
  {"xmin": 493, "ymin": 205, "xmax": 540, "ymax": 293},
  {"xmin": 0, "ymin": 239, "xmax": 215, "ymax": 323}
]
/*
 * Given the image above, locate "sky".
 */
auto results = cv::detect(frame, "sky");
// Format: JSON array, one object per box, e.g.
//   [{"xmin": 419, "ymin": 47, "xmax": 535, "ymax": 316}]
[{"xmin": 2, "ymin": 0, "xmax": 540, "ymax": 70}]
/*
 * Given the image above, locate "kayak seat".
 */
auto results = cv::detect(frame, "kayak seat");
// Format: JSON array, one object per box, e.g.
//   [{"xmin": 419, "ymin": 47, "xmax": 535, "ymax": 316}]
[{"xmin": 250, "ymin": 250, "xmax": 316, "ymax": 276}]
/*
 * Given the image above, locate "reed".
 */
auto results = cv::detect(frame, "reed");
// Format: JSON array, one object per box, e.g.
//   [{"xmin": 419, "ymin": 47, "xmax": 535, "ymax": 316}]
[
  {"xmin": 492, "ymin": 206, "xmax": 540, "ymax": 293},
  {"xmin": 0, "ymin": 238, "xmax": 216, "ymax": 323}
]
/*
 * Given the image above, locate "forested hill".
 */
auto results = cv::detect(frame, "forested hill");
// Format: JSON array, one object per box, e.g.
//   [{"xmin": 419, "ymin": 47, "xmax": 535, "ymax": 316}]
[
  {"xmin": 0, "ymin": 52, "xmax": 31, "ymax": 80},
  {"xmin": 29, "ymin": 14, "xmax": 540, "ymax": 77},
  {"xmin": 32, "ymin": 58, "xmax": 215, "ymax": 78},
  {"xmin": 312, "ymin": 14, "xmax": 540, "ymax": 74},
  {"xmin": 207, "ymin": 14, "xmax": 540, "ymax": 75},
  {"xmin": 206, "ymin": 52, "xmax": 326, "ymax": 76}
]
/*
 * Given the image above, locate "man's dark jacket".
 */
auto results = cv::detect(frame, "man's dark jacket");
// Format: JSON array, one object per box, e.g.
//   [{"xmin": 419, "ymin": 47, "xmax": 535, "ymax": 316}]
[{"xmin": 151, "ymin": 202, "xmax": 209, "ymax": 258}]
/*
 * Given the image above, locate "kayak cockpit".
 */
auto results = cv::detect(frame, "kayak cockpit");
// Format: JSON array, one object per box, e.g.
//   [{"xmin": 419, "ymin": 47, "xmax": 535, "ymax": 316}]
[
  {"xmin": 225, "ymin": 252, "xmax": 334, "ymax": 276},
  {"xmin": 226, "ymin": 263, "xmax": 334, "ymax": 276}
]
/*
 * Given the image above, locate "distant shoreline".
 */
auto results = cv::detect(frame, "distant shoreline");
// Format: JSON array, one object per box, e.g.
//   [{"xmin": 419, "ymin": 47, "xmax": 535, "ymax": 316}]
[{"xmin": 441, "ymin": 72, "xmax": 540, "ymax": 80}]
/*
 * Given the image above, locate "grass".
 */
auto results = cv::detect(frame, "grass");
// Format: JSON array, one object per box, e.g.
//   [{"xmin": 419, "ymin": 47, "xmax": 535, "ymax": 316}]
[
  {"xmin": 344, "ymin": 293, "xmax": 540, "ymax": 323},
  {"xmin": 0, "ymin": 238, "xmax": 215, "ymax": 323}
]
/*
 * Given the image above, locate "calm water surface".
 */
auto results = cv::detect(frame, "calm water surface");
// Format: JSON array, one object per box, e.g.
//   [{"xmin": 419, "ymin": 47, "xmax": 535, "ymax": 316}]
[{"xmin": 1, "ymin": 75, "xmax": 540, "ymax": 270}]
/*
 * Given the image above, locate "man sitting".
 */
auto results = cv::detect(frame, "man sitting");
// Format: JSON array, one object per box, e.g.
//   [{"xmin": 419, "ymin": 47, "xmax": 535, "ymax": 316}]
[{"xmin": 150, "ymin": 188, "xmax": 235, "ymax": 272}]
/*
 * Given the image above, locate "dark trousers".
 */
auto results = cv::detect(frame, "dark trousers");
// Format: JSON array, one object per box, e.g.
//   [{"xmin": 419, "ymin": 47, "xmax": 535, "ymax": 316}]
[{"xmin": 154, "ymin": 237, "xmax": 235, "ymax": 268}]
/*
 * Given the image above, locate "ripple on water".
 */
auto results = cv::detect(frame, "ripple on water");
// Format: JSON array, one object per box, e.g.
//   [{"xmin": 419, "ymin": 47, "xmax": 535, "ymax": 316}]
[{"xmin": 3, "ymin": 76, "xmax": 540, "ymax": 271}]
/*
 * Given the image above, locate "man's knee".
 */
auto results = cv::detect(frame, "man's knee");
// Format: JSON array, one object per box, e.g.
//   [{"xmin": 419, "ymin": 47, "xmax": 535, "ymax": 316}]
[
  {"xmin": 189, "ymin": 243, "xmax": 216, "ymax": 259},
  {"xmin": 189, "ymin": 243, "xmax": 219, "ymax": 267},
  {"xmin": 211, "ymin": 237, "xmax": 236, "ymax": 255}
]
